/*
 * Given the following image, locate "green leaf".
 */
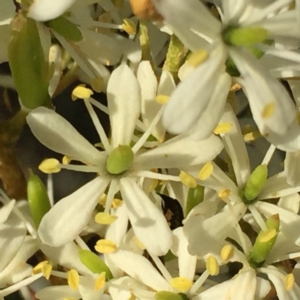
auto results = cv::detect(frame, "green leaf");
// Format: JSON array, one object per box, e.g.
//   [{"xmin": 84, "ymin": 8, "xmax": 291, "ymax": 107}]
[
  {"xmin": 46, "ymin": 16, "xmax": 82, "ymax": 42},
  {"xmin": 8, "ymin": 12, "xmax": 51, "ymax": 109},
  {"xmin": 27, "ymin": 170, "xmax": 51, "ymax": 228},
  {"xmin": 79, "ymin": 249, "xmax": 113, "ymax": 280}
]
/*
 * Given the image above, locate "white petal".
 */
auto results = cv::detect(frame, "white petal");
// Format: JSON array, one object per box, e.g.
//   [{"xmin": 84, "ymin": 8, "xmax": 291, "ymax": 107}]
[
  {"xmin": 134, "ymin": 134, "xmax": 223, "ymax": 169},
  {"xmin": 48, "ymin": 45, "xmax": 62, "ymax": 97},
  {"xmin": 231, "ymin": 48, "xmax": 300, "ymax": 151},
  {"xmin": 162, "ymin": 43, "xmax": 227, "ymax": 134},
  {"xmin": 38, "ymin": 177, "xmax": 110, "ymax": 247},
  {"xmin": 220, "ymin": 104, "xmax": 251, "ymax": 187},
  {"xmin": 0, "ymin": 200, "xmax": 15, "ymax": 223},
  {"xmin": 28, "ymin": 0, "xmax": 76, "ymax": 22},
  {"xmin": 0, "ymin": 0, "xmax": 15, "ymax": 25},
  {"xmin": 285, "ymin": 151, "xmax": 300, "ymax": 186},
  {"xmin": 107, "ymin": 64, "xmax": 141, "ymax": 148},
  {"xmin": 277, "ymin": 193, "xmax": 300, "ymax": 214},
  {"xmin": 79, "ymin": 274, "xmax": 104, "ymax": 299},
  {"xmin": 108, "ymin": 250, "xmax": 171, "ymax": 291},
  {"xmin": 120, "ymin": 178, "xmax": 172, "ymax": 256},
  {"xmin": 27, "ymin": 107, "xmax": 106, "ymax": 167},
  {"xmin": 35, "ymin": 286, "xmax": 80, "ymax": 300}
]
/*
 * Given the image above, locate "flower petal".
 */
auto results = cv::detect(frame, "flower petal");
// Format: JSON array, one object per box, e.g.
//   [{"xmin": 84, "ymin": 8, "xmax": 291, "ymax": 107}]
[
  {"xmin": 134, "ymin": 134, "xmax": 223, "ymax": 169},
  {"xmin": 107, "ymin": 64, "xmax": 141, "ymax": 148},
  {"xmin": 120, "ymin": 178, "xmax": 172, "ymax": 256},
  {"xmin": 27, "ymin": 107, "xmax": 106, "ymax": 167},
  {"xmin": 38, "ymin": 177, "xmax": 110, "ymax": 247},
  {"xmin": 28, "ymin": 0, "xmax": 76, "ymax": 22}
]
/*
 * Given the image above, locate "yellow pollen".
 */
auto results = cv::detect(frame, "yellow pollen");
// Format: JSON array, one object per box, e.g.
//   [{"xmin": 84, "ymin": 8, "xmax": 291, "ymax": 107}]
[
  {"xmin": 198, "ymin": 162, "xmax": 213, "ymax": 180},
  {"xmin": 244, "ymin": 130, "xmax": 261, "ymax": 142},
  {"xmin": 179, "ymin": 171, "xmax": 197, "ymax": 188},
  {"xmin": 156, "ymin": 94, "xmax": 170, "ymax": 104},
  {"xmin": 67, "ymin": 269, "xmax": 80, "ymax": 290},
  {"xmin": 112, "ymin": 198, "xmax": 123, "ymax": 208},
  {"xmin": 214, "ymin": 122, "xmax": 233, "ymax": 135},
  {"xmin": 32, "ymin": 261, "xmax": 52, "ymax": 279},
  {"xmin": 221, "ymin": 244, "xmax": 234, "ymax": 261},
  {"xmin": 261, "ymin": 102, "xmax": 275, "ymax": 119},
  {"xmin": 122, "ymin": 18, "xmax": 136, "ymax": 35},
  {"xmin": 206, "ymin": 255, "xmax": 219, "ymax": 276},
  {"xmin": 98, "ymin": 193, "xmax": 107, "ymax": 206},
  {"xmin": 72, "ymin": 85, "xmax": 94, "ymax": 100},
  {"xmin": 218, "ymin": 188, "xmax": 231, "ymax": 201},
  {"xmin": 187, "ymin": 50, "xmax": 209, "ymax": 67},
  {"xmin": 230, "ymin": 82, "xmax": 241, "ymax": 92},
  {"xmin": 95, "ymin": 239, "xmax": 117, "ymax": 253},
  {"xmin": 170, "ymin": 277, "xmax": 193, "ymax": 292},
  {"xmin": 94, "ymin": 273, "xmax": 106, "ymax": 291},
  {"xmin": 91, "ymin": 76, "xmax": 104, "ymax": 93},
  {"xmin": 133, "ymin": 236, "xmax": 146, "ymax": 250},
  {"xmin": 285, "ymin": 273, "xmax": 295, "ymax": 291},
  {"xmin": 62, "ymin": 155, "xmax": 72, "ymax": 165},
  {"xmin": 39, "ymin": 158, "xmax": 61, "ymax": 174},
  {"xmin": 94, "ymin": 212, "xmax": 118, "ymax": 225},
  {"xmin": 259, "ymin": 228, "xmax": 277, "ymax": 243}
]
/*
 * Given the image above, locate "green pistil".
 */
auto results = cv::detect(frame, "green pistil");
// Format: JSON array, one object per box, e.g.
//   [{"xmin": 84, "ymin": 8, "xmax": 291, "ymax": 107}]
[
  {"xmin": 155, "ymin": 291, "xmax": 190, "ymax": 300},
  {"xmin": 240, "ymin": 164, "xmax": 268, "ymax": 204},
  {"xmin": 222, "ymin": 26, "xmax": 269, "ymax": 47},
  {"xmin": 106, "ymin": 145, "xmax": 134, "ymax": 175}
]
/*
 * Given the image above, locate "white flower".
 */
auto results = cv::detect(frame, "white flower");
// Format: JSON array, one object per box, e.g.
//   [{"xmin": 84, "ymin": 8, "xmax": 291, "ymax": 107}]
[{"xmin": 27, "ymin": 64, "xmax": 223, "ymax": 255}]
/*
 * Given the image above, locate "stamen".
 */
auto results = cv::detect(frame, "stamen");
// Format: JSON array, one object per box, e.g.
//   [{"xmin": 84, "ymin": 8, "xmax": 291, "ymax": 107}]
[
  {"xmin": 206, "ymin": 255, "xmax": 219, "ymax": 276},
  {"xmin": 111, "ymin": 198, "xmax": 123, "ymax": 208},
  {"xmin": 187, "ymin": 50, "xmax": 209, "ymax": 67},
  {"xmin": 179, "ymin": 171, "xmax": 197, "ymax": 188},
  {"xmin": 285, "ymin": 273, "xmax": 295, "ymax": 291},
  {"xmin": 94, "ymin": 273, "xmax": 106, "ymax": 291},
  {"xmin": 32, "ymin": 261, "xmax": 52, "ymax": 279},
  {"xmin": 170, "ymin": 277, "xmax": 193, "ymax": 292},
  {"xmin": 261, "ymin": 144, "xmax": 276, "ymax": 166},
  {"xmin": 221, "ymin": 244, "xmax": 234, "ymax": 261},
  {"xmin": 67, "ymin": 269, "xmax": 79, "ymax": 290},
  {"xmin": 133, "ymin": 236, "xmax": 146, "ymax": 250},
  {"xmin": 155, "ymin": 94, "xmax": 169, "ymax": 104},
  {"xmin": 95, "ymin": 212, "xmax": 118, "ymax": 225},
  {"xmin": 39, "ymin": 158, "xmax": 61, "ymax": 174},
  {"xmin": 198, "ymin": 162, "xmax": 213, "ymax": 180},
  {"xmin": 98, "ymin": 193, "xmax": 107, "ymax": 206},
  {"xmin": 218, "ymin": 188, "xmax": 231, "ymax": 201},
  {"xmin": 95, "ymin": 239, "xmax": 117, "ymax": 253},
  {"xmin": 72, "ymin": 85, "xmax": 93, "ymax": 100},
  {"xmin": 214, "ymin": 122, "xmax": 233, "ymax": 135},
  {"xmin": 122, "ymin": 18, "xmax": 136, "ymax": 35},
  {"xmin": 62, "ymin": 155, "xmax": 72, "ymax": 164},
  {"xmin": 248, "ymin": 205, "xmax": 268, "ymax": 231}
]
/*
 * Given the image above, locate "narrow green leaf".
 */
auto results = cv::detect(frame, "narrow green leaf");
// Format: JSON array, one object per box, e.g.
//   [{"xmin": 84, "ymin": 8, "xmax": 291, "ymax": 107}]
[
  {"xmin": 27, "ymin": 170, "xmax": 51, "ymax": 228},
  {"xmin": 46, "ymin": 16, "xmax": 82, "ymax": 42},
  {"xmin": 8, "ymin": 12, "xmax": 51, "ymax": 109},
  {"xmin": 79, "ymin": 249, "xmax": 113, "ymax": 280}
]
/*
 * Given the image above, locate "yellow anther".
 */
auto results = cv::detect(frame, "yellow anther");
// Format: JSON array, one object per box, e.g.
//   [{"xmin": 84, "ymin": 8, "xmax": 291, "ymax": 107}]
[
  {"xmin": 122, "ymin": 18, "xmax": 136, "ymax": 35},
  {"xmin": 218, "ymin": 188, "xmax": 231, "ymax": 201},
  {"xmin": 72, "ymin": 85, "xmax": 94, "ymax": 100},
  {"xmin": 38, "ymin": 158, "xmax": 61, "ymax": 174},
  {"xmin": 67, "ymin": 269, "xmax": 80, "ymax": 290},
  {"xmin": 95, "ymin": 239, "xmax": 117, "ymax": 253},
  {"xmin": 198, "ymin": 162, "xmax": 213, "ymax": 180},
  {"xmin": 98, "ymin": 193, "xmax": 107, "ymax": 206},
  {"xmin": 285, "ymin": 273, "xmax": 295, "ymax": 291},
  {"xmin": 230, "ymin": 82, "xmax": 241, "ymax": 92},
  {"xmin": 180, "ymin": 171, "xmax": 197, "ymax": 188},
  {"xmin": 206, "ymin": 255, "xmax": 219, "ymax": 276},
  {"xmin": 62, "ymin": 155, "xmax": 72, "ymax": 165},
  {"xmin": 244, "ymin": 130, "xmax": 261, "ymax": 142},
  {"xmin": 261, "ymin": 102, "xmax": 275, "ymax": 119},
  {"xmin": 94, "ymin": 212, "xmax": 118, "ymax": 225},
  {"xmin": 112, "ymin": 198, "xmax": 123, "ymax": 208},
  {"xmin": 156, "ymin": 94, "xmax": 169, "ymax": 104},
  {"xmin": 187, "ymin": 50, "xmax": 209, "ymax": 67},
  {"xmin": 32, "ymin": 261, "xmax": 52, "ymax": 279},
  {"xmin": 133, "ymin": 236, "xmax": 146, "ymax": 250},
  {"xmin": 149, "ymin": 179, "xmax": 159, "ymax": 192},
  {"xmin": 106, "ymin": 60, "xmax": 111, "ymax": 66},
  {"xmin": 94, "ymin": 273, "xmax": 106, "ymax": 291},
  {"xmin": 91, "ymin": 76, "xmax": 104, "ymax": 93},
  {"xmin": 259, "ymin": 228, "xmax": 277, "ymax": 243},
  {"xmin": 170, "ymin": 277, "xmax": 193, "ymax": 292},
  {"xmin": 221, "ymin": 244, "xmax": 234, "ymax": 261},
  {"xmin": 214, "ymin": 122, "xmax": 233, "ymax": 135}
]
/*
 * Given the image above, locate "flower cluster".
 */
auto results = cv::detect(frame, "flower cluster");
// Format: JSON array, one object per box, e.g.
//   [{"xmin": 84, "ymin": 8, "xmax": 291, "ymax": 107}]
[{"xmin": 2, "ymin": 0, "xmax": 300, "ymax": 299}]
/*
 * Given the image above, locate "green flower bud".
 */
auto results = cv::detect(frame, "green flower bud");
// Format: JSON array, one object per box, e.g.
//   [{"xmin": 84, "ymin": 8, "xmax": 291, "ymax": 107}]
[
  {"xmin": 8, "ymin": 12, "xmax": 51, "ymax": 109},
  {"xmin": 27, "ymin": 170, "xmax": 51, "ymax": 228},
  {"xmin": 247, "ymin": 214, "xmax": 280, "ymax": 268},
  {"xmin": 241, "ymin": 164, "xmax": 268, "ymax": 204},
  {"xmin": 79, "ymin": 249, "xmax": 113, "ymax": 280},
  {"xmin": 155, "ymin": 291, "xmax": 189, "ymax": 300},
  {"xmin": 185, "ymin": 185, "xmax": 204, "ymax": 217},
  {"xmin": 46, "ymin": 16, "xmax": 83, "ymax": 42},
  {"xmin": 223, "ymin": 26, "xmax": 269, "ymax": 47},
  {"xmin": 106, "ymin": 145, "xmax": 134, "ymax": 175}
]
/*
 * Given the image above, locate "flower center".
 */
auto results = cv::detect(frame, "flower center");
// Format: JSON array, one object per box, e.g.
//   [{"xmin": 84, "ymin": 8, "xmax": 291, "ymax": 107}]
[{"xmin": 106, "ymin": 145, "xmax": 134, "ymax": 175}]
